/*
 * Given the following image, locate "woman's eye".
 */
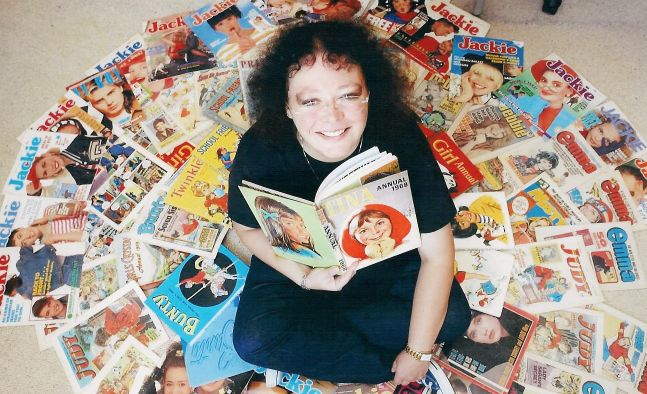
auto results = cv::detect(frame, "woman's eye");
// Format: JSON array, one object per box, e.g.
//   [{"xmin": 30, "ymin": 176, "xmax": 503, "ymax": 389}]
[
  {"xmin": 340, "ymin": 93, "xmax": 360, "ymax": 101},
  {"xmin": 301, "ymin": 99, "xmax": 319, "ymax": 107}
]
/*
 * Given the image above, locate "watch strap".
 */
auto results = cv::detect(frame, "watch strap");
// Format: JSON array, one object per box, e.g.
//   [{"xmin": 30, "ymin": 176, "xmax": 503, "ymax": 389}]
[{"xmin": 404, "ymin": 344, "xmax": 433, "ymax": 362}]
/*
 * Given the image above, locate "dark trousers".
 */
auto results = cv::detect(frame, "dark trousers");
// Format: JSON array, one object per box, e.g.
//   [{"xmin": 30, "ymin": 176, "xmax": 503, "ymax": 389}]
[{"xmin": 233, "ymin": 252, "xmax": 471, "ymax": 383}]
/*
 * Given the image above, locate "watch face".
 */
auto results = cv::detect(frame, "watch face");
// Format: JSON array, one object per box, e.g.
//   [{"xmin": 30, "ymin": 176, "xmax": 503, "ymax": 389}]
[{"xmin": 421, "ymin": 353, "xmax": 433, "ymax": 361}]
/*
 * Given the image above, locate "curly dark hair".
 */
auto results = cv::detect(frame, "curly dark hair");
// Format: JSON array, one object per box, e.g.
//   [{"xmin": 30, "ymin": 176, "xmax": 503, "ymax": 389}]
[{"xmin": 247, "ymin": 21, "xmax": 413, "ymax": 145}]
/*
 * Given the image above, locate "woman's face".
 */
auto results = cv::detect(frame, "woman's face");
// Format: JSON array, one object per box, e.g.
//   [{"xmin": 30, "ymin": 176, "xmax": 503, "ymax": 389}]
[
  {"xmin": 536, "ymin": 158, "xmax": 554, "ymax": 171},
  {"xmin": 280, "ymin": 214, "xmax": 311, "ymax": 245},
  {"xmin": 34, "ymin": 153, "xmax": 66, "ymax": 179},
  {"xmin": 585, "ymin": 122, "xmax": 621, "ymax": 149},
  {"xmin": 155, "ymin": 120, "xmax": 169, "ymax": 132},
  {"xmin": 128, "ymin": 62, "xmax": 148, "ymax": 83},
  {"xmin": 468, "ymin": 65, "xmax": 502, "ymax": 96},
  {"xmin": 163, "ymin": 366, "xmax": 192, "ymax": 394},
  {"xmin": 89, "ymin": 84, "xmax": 126, "ymax": 118},
  {"xmin": 580, "ymin": 203, "xmax": 602, "ymax": 223},
  {"xmin": 480, "ymin": 123, "xmax": 506, "ymax": 139},
  {"xmin": 11, "ymin": 227, "xmax": 43, "ymax": 247},
  {"xmin": 37, "ymin": 297, "xmax": 66, "ymax": 319},
  {"xmin": 354, "ymin": 216, "xmax": 393, "ymax": 245},
  {"xmin": 392, "ymin": 0, "xmax": 413, "ymax": 13},
  {"xmin": 214, "ymin": 15, "xmax": 242, "ymax": 37},
  {"xmin": 621, "ymin": 171, "xmax": 647, "ymax": 204},
  {"xmin": 286, "ymin": 55, "xmax": 369, "ymax": 162},
  {"xmin": 466, "ymin": 313, "xmax": 505, "ymax": 344},
  {"xmin": 537, "ymin": 70, "xmax": 572, "ymax": 104}
]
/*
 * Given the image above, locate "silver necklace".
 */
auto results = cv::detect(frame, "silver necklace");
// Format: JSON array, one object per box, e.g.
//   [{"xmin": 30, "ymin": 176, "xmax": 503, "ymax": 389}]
[{"xmin": 300, "ymin": 135, "xmax": 364, "ymax": 182}]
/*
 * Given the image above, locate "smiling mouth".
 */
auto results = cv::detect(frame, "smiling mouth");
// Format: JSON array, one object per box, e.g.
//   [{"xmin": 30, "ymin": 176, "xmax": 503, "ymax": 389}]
[{"xmin": 318, "ymin": 128, "xmax": 347, "ymax": 137}]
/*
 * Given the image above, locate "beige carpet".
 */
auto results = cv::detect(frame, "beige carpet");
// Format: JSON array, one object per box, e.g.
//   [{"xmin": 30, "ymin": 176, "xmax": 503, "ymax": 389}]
[{"xmin": 0, "ymin": 0, "xmax": 646, "ymax": 392}]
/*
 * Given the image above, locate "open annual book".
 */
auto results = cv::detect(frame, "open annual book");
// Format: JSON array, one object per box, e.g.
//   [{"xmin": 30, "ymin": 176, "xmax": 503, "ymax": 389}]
[{"xmin": 239, "ymin": 147, "xmax": 421, "ymax": 270}]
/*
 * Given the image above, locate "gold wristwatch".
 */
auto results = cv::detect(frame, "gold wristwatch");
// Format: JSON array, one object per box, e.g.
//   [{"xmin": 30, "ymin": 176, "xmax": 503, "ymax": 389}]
[{"xmin": 404, "ymin": 344, "xmax": 433, "ymax": 362}]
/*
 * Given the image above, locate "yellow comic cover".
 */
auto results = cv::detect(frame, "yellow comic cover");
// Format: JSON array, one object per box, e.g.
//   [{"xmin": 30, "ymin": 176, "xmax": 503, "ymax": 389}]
[
  {"xmin": 165, "ymin": 157, "xmax": 231, "ymax": 226},
  {"xmin": 191, "ymin": 124, "xmax": 240, "ymax": 171}
]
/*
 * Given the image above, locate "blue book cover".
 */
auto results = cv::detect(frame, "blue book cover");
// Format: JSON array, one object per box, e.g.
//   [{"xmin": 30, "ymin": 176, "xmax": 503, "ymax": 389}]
[
  {"xmin": 183, "ymin": 294, "xmax": 256, "ymax": 387},
  {"xmin": 184, "ymin": 0, "xmax": 275, "ymax": 66},
  {"xmin": 145, "ymin": 245, "xmax": 249, "ymax": 343}
]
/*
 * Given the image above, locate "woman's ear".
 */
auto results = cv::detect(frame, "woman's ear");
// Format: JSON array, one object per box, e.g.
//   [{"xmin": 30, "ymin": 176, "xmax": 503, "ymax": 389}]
[{"xmin": 286, "ymin": 105, "xmax": 293, "ymax": 119}]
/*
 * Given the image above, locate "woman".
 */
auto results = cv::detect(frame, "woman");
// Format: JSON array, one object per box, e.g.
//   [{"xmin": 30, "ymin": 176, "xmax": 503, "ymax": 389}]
[
  {"xmin": 454, "ymin": 61, "xmax": 504, "ymax": 105},
  {"xmin": 229, "ymin": 21, "xmax": 470, "ymax": 385},
  {"xmin": 141, "ymin": 342, "xmax": 193, "ymax": 394}
]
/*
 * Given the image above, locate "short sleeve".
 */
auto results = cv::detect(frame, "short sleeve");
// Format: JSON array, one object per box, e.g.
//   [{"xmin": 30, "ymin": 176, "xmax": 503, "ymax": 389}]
[{"xmin": 227, "ymin": 133, "xmax": 261, "ymax": 229}]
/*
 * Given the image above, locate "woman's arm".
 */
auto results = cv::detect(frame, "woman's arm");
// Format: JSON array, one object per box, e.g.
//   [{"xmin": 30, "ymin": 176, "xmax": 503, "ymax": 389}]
[
  {"xmin": 392, "ymin": 223, "xmax": 455, "ymax": 385},
  {"xmin": 233, "ymin": 221, "xmax": 357, "ymax": 291}
]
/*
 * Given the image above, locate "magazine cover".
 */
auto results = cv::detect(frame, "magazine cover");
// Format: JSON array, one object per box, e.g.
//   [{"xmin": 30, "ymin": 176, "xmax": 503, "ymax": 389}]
[
  {"xmin": 83, "ymin": 212, "xmax": 119, "ymax": 261},
  {"xmin": 616, "ymin": 155, "xmax": 647, "ymax": 225},
  {"xmin": 51, "ymin": 282, "xmax": 169, "ymax": 392},
  {"xmin": 516, "ymin": 353, "xmax": 617, "ymax": 394},
  {"xmin": 455, "ymin": 249, "xmax": 514, "ymax": 317},
  {"xmin": 498, "ymin": 129, "xmax": 606, "ymax": 193},
  {"xmin": 239, "ymin": 182, "xmax": 342, "ymax": 268},
  {"xmin": 572, "ymin": 100, "xmax": 647, "ymax": 166},
  {"xmin": 494, "ymin": 54, "xmax": 607, "ymax": 138},
  {"xmin": 140, "ymin": 100, "xmax": 191, "ymax": 154},
  {"xmin": 3, "ymin": 131, "xmax": 106, "ymax": 200},
  {"xmin": 184, "ymin": 294, "xmax": 255, "ymax": 387},
  {"xmin": 67, "ymin": 65, "xmax": 143, "ymax": 132},
  {"xmin": 506, "ymin": 238, "xmax": 603, "ymax": 314},
  {"xmin": 388, "ymin": 0, "xmax": 489, "ymax": 76},
  {"xmin": 184, "ymin": 0, "xmax": 275, "ymax": 66},
  {"xmin": 507, "ymin": 174, "xmax": 587, "ymax": 245},
  {"xmin": 200, "ymin": 67, "xmax": 251, "ymax": 133},
  {"xmin": 85, "ymin": 335, "xmax": 162, "ymax": 394},
  {"xmin": 592, "ymin": 303, "xmax": 647, "ymax": 393},
  {"xmin": 566, "ymin": 170, "xmax": 642, "ymax": 227},
  {"xmin": 190, "ymin": 121, "xmax": 241, "ymax": 168},
  {"xmin": 527, "ymin": 308, "xmax": 605, "ymax": 374},
  {"xmin": 143, "ymin": 11, "xmax": 218, "ymax": 81},
  {"xmin": 133, "ymin": 187, "xmax": 226, "ymax": 258},
  {"xmin": 411, "ymin": 71, "xmax": 466, "ymax": 133},
  {"xmin": 115, "ymin": 233, "xmax": 191, "ymax": 292},
  {"xmin": 145, "ymin": 247, "xmax": 249, "ymax": 343},
  {"xmin": 420, "ymin": 123, "xmax": 483, "ymax": 197},
  {"xmin": 536, "ymin": 222, "xmax": 647, "ymax": 291},
  {"xmin": 249, "ymin": 369, "xmax": 336, "ymax": 394},
  {"xmin": 433, "ymin": 303, "xmax": 537, "ymax": 394},
  {"xmin": 450, "ymin": 192, "xmax": 514, "ymax": 250},
  {"xmin": 319, "ymin": 171, "xmax": 421, "ymax": 269},
  {"xmin": 0, "ymin": 243, "xmax": 84, "ymax": 326},
  {"xmin": 78, "ymin": 254, "xmax": 122, "ymax": 316},
  {"xmin": 165, "ymin": 157, "xmax": 232, "ymax": 225},
  {"xmin": 469, "ymin": 157, "xmax": 518, "ymax": 197},
  {"xmin": 449, "ymin": 35, "xmax": 524, "ymax": 105},
  {"xmin": 0, "ymin": 196, "xmax": 88, "ymax": 248},
  {"xmin": 446, "ymin": 103, "xmax": 535, "ymax": 163},
  {"xmin": 87, "ymin": 134, "xmax": 174, "ymax": 230},
  {"xmin": 84, "ymin": 34, "xmax": 145, "ymax": 76}
]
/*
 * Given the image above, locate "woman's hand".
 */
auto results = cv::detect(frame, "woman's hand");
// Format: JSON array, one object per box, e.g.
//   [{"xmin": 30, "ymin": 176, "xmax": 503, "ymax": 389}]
[
  {"xmin": 391, "ymin": 350, "xmax": 429, "ymax": 386},
  {"xmin": 453, "ymin": 72, "xmax": 474, "ymax": 103},
  {"xmin": 303, "ymin": 261, "xmax": 359, "ymax": 291}
]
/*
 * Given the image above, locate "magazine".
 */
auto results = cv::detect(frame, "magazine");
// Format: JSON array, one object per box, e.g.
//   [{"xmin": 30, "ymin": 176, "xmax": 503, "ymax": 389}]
[
  {"xmin": 592, "ymin": 303, "xmax": 647, "ymax": 393},
  {"xmin": 139, "ymin": 100, "xmax": 190, "ymax": 154},
  {"xmin": 78, "ymin": 254, "xmax": 122, "ymax": 316},
  {"xmin": 251, "ymin": 369, "xmax": 336, "ymax": 394},
  {"xmin": 83, "ymin": 212, "xmax": 119, "ymax": 261},
  {"xmin": 507, "ymin": 174, "xmax": 587, "ymax": 245},
  {"xmin": 84, "ymin": 34, "xmax": 145, "ymax": 76},
  {"xmin": 142, "ymin": 11, "xmax": 218, "ymax": 81},
  {"xmin": 494, "ymin": 54, "xmax": 607, "ymax": 138},
  {"xmin": 455, "ymin": 249, "xmax": 514, "ymax": 317},
  {"xmin": 526, "ymin": 308, "xmax": 605, "ymax": 374},
  {"xmin": 3, "ymin": 131, "xmax": 107, "ymax": 200},
  {"xmin": 114, "ymin": 233, "xmax": 191, "ymax": 291},
  {"xmin": 87, "ymin": 133, "xmax": 174, "ymax": 230},
  {"xmin": 516, "ymin": 353, "xmax": 617, "ymax": 394},
  {"xmin": 145, "ymin": 246, "xmax": 249, "ymax": 343},
  {"xmin": 237, "ymin": 57, "xmax": 262, "ymax": 125},
  {"xmin": 432, "ymin": 303, "xmax": 537, "ymax": 394},
  {"xmin": 566, "ymin": 170, "xmax": 642, "ymax": 227},
  {"xmin": 450, "ymin": 192, "xmax": 514, "ymax": 250},
  {"xmin": 0, "ymin": 196, "xmax": 89, "ymax": 248},
  {"xmin": 0, "ymin": 243, "xmax": 84, "ymax": 326},
  {"xmin": 498, "ymin": 129, "xmax": 606, "ymax": 193},
  {"xmin": 448, "ymin": 35, "xmax": 524, "ymax": 106},
  {"xmin": 85, "ymin": 335, "xmax": 162, "ymax": 394},
  {"xmin": 240, "ymin": 149, "xmax": 421, "ymax": 269},
  {"xmin": 505, "ymin": 238, "xmax": 603, "ymax": 313},
  {"xmin": 51, "ymin": 282, "xmax": 169, "ymax": 392},
  {"xmin": 420, "ymin": 123, "xmax": 483, "ymax": 197},
  {"xmin": 469, "ymin": 157, "xmax": 518, "ymax": 197},
  {"xmin": 132, "ymin": 187, "xmax": 226, "ymax": 258},
  {"xmin": 183, "ymin": 294, "xmax": 255, "ymax": 387},
  {"xmin": 446, "ymin": 103, "xmax": 535, "ymax": 163},
  {"xmin": 183, "ymin": 0, "xmax": 276, "ymax": 66},
  {"xmin": 67, "ymin": 65, "xmax": 143, "ymax": 131},
  {"xmin": 566, "ymin": 100, "xmax": 647, "ymax": 166},
  {"xmin": 535, "ymin": 222, "xmax": 647, "ymax": 291},
  {"xmin": 616, "ymin": 155, "xmax": 647, "ymax": 224},
  {"xmin": 412, "ymin": 71, "xmax": 466, "ymax": 133},
  {"xmin": 200, "ymin": 66, "xmax": 251, "ymax": 133}
]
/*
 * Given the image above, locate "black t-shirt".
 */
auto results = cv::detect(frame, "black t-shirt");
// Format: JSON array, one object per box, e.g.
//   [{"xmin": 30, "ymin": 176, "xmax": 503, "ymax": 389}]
[{"xmin": 228, "ymin": 117, "xmax": 456, "ymax": 238}]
